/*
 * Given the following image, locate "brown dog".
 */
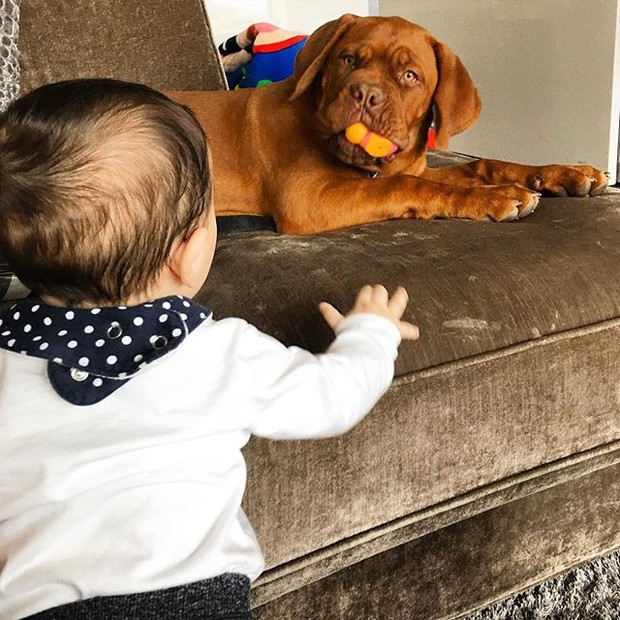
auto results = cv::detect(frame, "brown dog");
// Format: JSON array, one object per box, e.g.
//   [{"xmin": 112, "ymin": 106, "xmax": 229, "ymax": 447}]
[{"xmin": 170, "ymin": 14, "xmax": 607, "ymax": 234}]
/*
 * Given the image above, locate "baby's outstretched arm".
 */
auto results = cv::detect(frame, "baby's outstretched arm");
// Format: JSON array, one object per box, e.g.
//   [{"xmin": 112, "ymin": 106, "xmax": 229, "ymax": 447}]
[
  {"xmin": 319, "ymin": 285, "xmax": 419, "ymax": 341},
  {"xmin": 245, "ymin": 285, "xmax": 418, "ymax": 440}
]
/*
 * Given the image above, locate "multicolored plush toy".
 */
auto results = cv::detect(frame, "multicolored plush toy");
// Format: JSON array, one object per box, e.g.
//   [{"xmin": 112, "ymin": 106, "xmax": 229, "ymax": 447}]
[{"xmin": 218, "ymin": 23, "xmax": 307, "ymax": 90}]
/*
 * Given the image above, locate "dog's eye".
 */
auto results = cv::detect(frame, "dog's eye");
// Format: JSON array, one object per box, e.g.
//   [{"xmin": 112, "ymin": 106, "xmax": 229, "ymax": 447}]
[
  {"xmin": 341, "ymin": 54, "xmax": 356, "ymax": 68},
  {"xmin": 402, "ymin": 70, "xmax": 419, "ymax": 84}
]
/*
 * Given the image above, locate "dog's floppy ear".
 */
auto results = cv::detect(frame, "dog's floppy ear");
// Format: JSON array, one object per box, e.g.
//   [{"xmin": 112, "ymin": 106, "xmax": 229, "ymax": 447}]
[
  {"xmin": 289, "ymin": 14, "xmax": 358, "ymax": 100},
  {"xmin": 432, "ymin": 38, "xmax": 481, "ymax": 150}
]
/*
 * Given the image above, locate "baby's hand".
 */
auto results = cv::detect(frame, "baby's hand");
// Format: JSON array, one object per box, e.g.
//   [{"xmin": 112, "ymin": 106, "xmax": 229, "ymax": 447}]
[{"xmin": 319, "ymin": 285, "xmax": 420, "ymax": 341}]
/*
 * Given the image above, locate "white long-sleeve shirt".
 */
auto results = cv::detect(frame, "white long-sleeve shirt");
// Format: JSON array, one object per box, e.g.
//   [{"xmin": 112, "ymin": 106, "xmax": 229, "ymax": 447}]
[{"xmin": 0, "ymin": 302, "xmax": 399, "ymax": 620}]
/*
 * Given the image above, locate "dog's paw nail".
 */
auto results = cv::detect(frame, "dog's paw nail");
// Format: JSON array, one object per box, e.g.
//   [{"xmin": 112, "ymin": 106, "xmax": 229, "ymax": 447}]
[
  {"xmin": 519, "ymin": 202, "xmax": 536, "ymax": 218},
  {"xmin": 502, "ymin": 205, "xmax": 520, "ymax": 221}
]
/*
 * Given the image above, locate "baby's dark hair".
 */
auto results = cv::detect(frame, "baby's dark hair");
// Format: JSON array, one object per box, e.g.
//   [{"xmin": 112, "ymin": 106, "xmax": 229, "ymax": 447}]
[{"xmin": 0, "ymin": 78, "xmax": 212, "ymax": 305}]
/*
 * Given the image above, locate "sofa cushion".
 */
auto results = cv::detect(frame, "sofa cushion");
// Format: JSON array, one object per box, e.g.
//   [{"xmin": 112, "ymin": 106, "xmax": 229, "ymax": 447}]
[
  {"xmin": 204, "ymin": 189, "xmax": 620, "ymax": 375},
  {"xmin": 195, "ymin": 189, "xmax": 620, "ymax": 596}
]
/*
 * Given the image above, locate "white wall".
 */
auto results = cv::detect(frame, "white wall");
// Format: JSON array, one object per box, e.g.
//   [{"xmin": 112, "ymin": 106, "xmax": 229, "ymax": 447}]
[
  {"xmin": 380, "ymin": 0, "xmax": 620, "ymax": 183},
  {"xmin": 206, "ymin": 0, "xmax": 373, "ymax": 44}
]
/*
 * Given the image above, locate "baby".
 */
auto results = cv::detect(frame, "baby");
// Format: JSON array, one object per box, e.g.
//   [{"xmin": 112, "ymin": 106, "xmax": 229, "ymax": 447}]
[{"xmin": 0, "ymin": 79, "xmax": 419, "ymax": 620}]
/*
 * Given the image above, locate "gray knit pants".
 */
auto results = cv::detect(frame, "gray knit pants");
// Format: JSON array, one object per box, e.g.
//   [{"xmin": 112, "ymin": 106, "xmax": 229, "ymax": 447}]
[{"xmin": 24, "ymin": 573, "xmax": 252, "ymax": 620}]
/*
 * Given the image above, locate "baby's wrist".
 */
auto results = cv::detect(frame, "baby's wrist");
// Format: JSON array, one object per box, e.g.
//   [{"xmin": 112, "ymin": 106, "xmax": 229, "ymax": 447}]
[{"xmin": 336, "ymin": 312, "xmax": 401, "ymax": 343}]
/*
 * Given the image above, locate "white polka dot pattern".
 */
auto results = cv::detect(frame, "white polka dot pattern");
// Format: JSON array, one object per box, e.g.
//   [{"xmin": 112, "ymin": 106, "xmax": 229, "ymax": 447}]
[{"xmin": 0, "ymin": 295, "xmax": 212, "ymax": 406}]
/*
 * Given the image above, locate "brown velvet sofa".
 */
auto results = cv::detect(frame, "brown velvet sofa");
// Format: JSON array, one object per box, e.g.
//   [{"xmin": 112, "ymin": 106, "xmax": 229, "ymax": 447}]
[{"xmin": 3, "ymin": 1, "xmax": 620, "ymax": 618}]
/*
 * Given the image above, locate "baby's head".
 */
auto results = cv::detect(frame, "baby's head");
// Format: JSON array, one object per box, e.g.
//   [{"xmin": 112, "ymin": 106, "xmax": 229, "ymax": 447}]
[{"xmin": 0, "ymin": 78, "xmax": 214, "ymax": 307}]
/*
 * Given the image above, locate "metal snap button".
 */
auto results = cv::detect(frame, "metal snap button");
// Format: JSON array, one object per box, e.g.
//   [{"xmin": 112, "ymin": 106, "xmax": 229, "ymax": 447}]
[
  {"xmin": 107, "ymin": 322, "xmax": 122, "ymax": 339},
  {"xmin": 70, "ymin": 368, "xmax": 89, "ymax": 382},
  {"xmin": 151, "ymin": 335, "xmax": 168, "ymax": 350}
]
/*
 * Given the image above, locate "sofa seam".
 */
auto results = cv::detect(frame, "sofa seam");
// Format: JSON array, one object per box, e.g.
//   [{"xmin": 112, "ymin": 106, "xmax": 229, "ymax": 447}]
[
  {"xmin": 392, "ymin": 315, "xmax": 620, "ymax": 386},
  {"xmin": 252, "ymin": 439, "xmax": 620, "ymax": 605}
]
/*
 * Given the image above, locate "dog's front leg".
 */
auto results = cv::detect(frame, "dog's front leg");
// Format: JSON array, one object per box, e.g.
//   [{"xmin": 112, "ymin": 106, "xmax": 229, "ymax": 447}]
[
  {"xmin": 423, "ymin": 159, "xmax": 608, "ymax": 197},
  {"xmin": 274, "ymin": 175, "xmax": 540, "ymax": 234}
]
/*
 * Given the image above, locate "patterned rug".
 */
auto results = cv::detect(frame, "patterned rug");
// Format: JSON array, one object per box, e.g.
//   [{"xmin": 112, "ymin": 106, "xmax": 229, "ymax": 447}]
[{"xmin": 466, "ymin": 548, "xmax": 620, "ymax": 619}]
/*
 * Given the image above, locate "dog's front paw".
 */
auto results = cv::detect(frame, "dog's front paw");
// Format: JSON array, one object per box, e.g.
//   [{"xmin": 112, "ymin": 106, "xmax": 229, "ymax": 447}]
[
  {"xmin": 466, "ymin": 185, "xmax": 540, "ymax": 222},
  {"xmin": 526, "ymin": 165, "xmax": 608, "ymax": 197}
]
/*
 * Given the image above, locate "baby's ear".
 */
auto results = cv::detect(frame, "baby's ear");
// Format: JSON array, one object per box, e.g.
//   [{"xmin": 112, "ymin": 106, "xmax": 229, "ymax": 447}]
[{"xmin": 169, "ymin": 227, "xmax": 210, "ymax": 288}]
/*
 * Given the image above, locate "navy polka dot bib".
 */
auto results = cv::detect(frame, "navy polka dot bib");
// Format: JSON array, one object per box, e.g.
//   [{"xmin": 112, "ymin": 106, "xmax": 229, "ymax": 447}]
[{"xmin": 0, "ymin": 296, "xmax": 212, "ymax": 406}]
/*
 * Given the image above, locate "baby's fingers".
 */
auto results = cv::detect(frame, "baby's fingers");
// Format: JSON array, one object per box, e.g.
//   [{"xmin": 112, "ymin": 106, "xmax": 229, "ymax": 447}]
[
  {"xmin": 387, "ymin": 287, "xmax": 409, "ymax": 318},
  {"xmin": 319, "ymin": 301, "xmax": 344, "ymax": 331},
  {"xmin": 355, "ymin": 284, "xmax": 374, "ymax": 305},
  {"xmin": 371, "ymin": 284, "xmax": 389, "ymax": 305},
  {"xmin": 399, "ymin": 321, "xmax": 420, "ymax": 341}
]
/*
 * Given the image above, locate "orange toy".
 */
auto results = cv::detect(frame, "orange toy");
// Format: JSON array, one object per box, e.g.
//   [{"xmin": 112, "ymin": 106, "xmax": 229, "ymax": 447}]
[{"xmin": 345, "ymin": 122, "xmax": 398, "ymax": 158}]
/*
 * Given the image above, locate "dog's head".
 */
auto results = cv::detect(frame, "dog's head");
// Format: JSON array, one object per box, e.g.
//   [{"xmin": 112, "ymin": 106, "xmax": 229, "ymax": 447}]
[{"xmin": 289, "ymin": 15, "xmax": 481, "ymax": 173}]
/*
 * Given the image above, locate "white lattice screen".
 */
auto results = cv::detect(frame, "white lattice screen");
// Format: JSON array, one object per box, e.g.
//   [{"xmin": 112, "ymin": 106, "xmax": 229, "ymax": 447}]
[{"xmin": 0, "ymin": 0, "xmax": 19, "ymax": 112}]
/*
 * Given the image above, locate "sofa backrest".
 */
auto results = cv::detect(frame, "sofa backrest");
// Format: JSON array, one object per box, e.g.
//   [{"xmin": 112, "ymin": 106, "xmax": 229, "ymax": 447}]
[{"xmin": 19, "ymin": 0, "xmax": 227, "ymax": 93}]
